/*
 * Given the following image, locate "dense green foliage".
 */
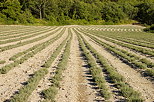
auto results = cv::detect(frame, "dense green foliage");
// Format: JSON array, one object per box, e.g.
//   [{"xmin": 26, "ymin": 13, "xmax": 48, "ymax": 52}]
[
  {"xmin": 0, "ymin": 0, "xmax": 154, "ymax": 25},
  {"xmin": 137, "ymin": 2, "xmax": 154, "ymax": 25},
  {"xmin": 144, "ymin": 25, "xmax": 154, "ymax": 33}
]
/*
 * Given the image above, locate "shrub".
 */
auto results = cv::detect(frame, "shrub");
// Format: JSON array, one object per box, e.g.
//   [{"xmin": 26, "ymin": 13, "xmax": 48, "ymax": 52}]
[
  {"xmin": 127, "ymin": 97, "xmax": 144, "ymax": 102},
  {"xmin": 0, "ymin": 60, "xmax": 6, "ymax": 64},
  {"xmin": 144, "ymin": 25, "xmax": 154, "ymax": 33},
  {"xmin": 145, "ymin": 69, "xmax": 154, "ymax": 77},
  {"xmin": 100, "ymin": 88, "xmax": 111, "ymax": 100},
  {"xmin": 42, "ymin": 86, "xmax": 58, "ymax": 101},
  {"xmin": 132, "ymin": 61, "xmax": 147, "ymax": 69}
]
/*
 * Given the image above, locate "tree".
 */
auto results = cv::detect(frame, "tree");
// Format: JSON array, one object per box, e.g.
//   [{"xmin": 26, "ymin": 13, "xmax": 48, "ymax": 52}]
[
  {"xmin": 29, "ymin": 0, "xmax": 51, "ymax": 19},
  {"xmin": 2, "ymin": 0, "xmax": 21, "ymax": 21},
  {"xmin": 18, "ymin": 0, "xmax": 29, "ymax": 10},
  {"xmin": 136, "ymin": 2, "xmax": 154, "ymax": 25},
  {"xmin": 101, "ymin": 2, "xmax": 126, "ymax": 23},
  {"xmin": 120, "ymin": 2, "xmax": 138, "ymax": 19}
]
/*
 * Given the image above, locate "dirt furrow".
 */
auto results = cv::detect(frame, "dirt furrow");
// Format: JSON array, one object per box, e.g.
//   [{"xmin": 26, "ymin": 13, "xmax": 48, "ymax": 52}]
[
  {"xmin": 104, "ymin": 35, "xmax": 154, "ymax": 51},
  {"xmin": 0, "ymin": 26, "xmax": 50, "ymax": 37},
  {"xmin": 0, "ymin": 27, "xmax": 63, "ymax": 68},
  {"xmin": 81, "ymin": 33, "xmax": 154, "ymax": 102},
  {"xmin": 0, "ymin": 26, "xmax": 38, "ymax": 35},
  {"xmin": 0, "ymin": 29, "xmax": 67, "ymax": 102},
  {"xmin": 103, "ymin": 73, "xmax": 125, "ymax": 102},
  {"xmin": 84, "ymin": 32, "xmax": 154, "ymax": 62},
  {"xmin": 0, "ymin": 26, "xmax": 50, "ymax": 34},
  {"xmin": 28, "ymin": 47, "xmax": 65, "ymax": 102},
  {"xmin": 0, "ymin": 27, "xmax": 58, "ymax": 47},
  {"xmin": 0, "ymin": 26, "xmax": 51, "ymax": 41},
  {"xmin": 79, "ymin": 33, "xmax": 124, "ymax": 102},
  {"xmin": 55, "ymin": 29, "xmax": 79, "ymax": 102},
  {"xmin": 56, "ymin": 28, "xmax": 103, "ymax": 102},
  {"xmin": 27, "ymin": 29, "xmax": 69, "ymax": 102},
  {"xmin": 77, "ymin": 58, "xmax": 105, "ymax": 102}
]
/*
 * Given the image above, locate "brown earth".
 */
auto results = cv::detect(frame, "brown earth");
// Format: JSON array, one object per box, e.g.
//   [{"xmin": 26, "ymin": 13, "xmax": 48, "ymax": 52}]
[{"xmin": 0, "ymin": 25, "xmax": 153, "ymax": 102}]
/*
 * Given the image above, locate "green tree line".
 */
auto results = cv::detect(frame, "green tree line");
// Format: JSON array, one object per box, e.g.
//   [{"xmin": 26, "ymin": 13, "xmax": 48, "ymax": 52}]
[{"xmin": 0, "ymin": 0, "xmax": 154, "ymax": 25}]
